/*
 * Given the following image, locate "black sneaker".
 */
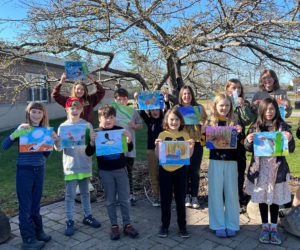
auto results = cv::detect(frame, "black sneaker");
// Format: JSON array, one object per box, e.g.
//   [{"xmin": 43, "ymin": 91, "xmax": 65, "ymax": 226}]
[
  {"xmin": 179, "ymin": 228, "xmax": 190, "ymax": 238},
  {"xmin": 110, "ymin": 225, "xmax": 120, "ymax": 240},
  {"xmin": 123, "ymin": 224, "xmax": 139, "ymax": 238},
  {"xmin": 36, "ymin": 231, "xmax": 51, "ymax": 242},
  {"xmin": 22, "ymin": 238, "xmax": 45, "ymax": 250},
  {"xmin": 65, "ymin": 220, "xmax": 74, "ymax": 236},
  {"xmin": 158, "ymin": 227, "xmax": 168, "ymax": 238},
  {"xmin": 83, "ymin": 215, "xmax": 101, "ymax": 228},
  {"xmin": 130, "ymin": 195, "xmax": 137, "ymax": 206}
]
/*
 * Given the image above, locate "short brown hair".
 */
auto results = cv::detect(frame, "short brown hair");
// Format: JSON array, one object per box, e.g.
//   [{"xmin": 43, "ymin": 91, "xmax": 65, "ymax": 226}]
[
  {"xmin": 25, "ymin": 102, "xmax": 49, "ymax": 127},
  {"xmin": 114, "ymin": 88, "xmax": 128, "ymax": 98},
  {"xmin": 163, "ymin": 108, "xmax": 185, "ymax": 131},
  {"xmin": 98, "ymin": 104, "xmax": 116, "ymax": 118},
  {"xmin": 259, "ymin": 69, "xmax": 280, "ymax": 91}
]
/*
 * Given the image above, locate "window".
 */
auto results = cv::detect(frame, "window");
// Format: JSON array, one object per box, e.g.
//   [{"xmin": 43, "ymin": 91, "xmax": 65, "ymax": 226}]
[{"xmin": 26, "ymin": 73, "xmax": 49, "ymax": 102}]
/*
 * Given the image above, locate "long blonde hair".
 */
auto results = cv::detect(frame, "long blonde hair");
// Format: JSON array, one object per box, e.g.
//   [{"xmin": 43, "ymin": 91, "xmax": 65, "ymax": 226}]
[
  {"xmin": 208, "ymin": 93, "xmax": 236, "ymax": 126},
  {"xmin": 25, "ymin": 102, "xmax": 49, "ymax": 127}
]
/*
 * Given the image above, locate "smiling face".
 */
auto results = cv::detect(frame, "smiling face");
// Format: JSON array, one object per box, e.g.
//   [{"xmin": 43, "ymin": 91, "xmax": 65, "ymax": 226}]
[
  {"xmin": 264, "ymin": 103, "xmax": 276, "ymax": 121},
  {"xmin": 216, "ymin": 98, "xmax": 231, "ymax": 118},
  {"xmin": 67, "ymin": 106, "xmax": 83, "ymax": 122},
  {"xmin": 261, "ymin": 73, "xmax": 274, "ymax": 92},
  {"xmin": 167, "ymin": 113, "xmax": 181, "ymax": 132},
  {"xmin": 29, "ymin": 108, "xmax": 44, "ymax": 126},
  {"xmin": 181, "ymin": 88, "xmax": 192, "ymax": 106},
  {"xmin": 99, "ymin": 115, "xmax": 116, "ymax": 129},
  {"xmin": 75, "ymin": 84, "xmax": 85, "ymax": 98},
  {"xmin": 150, "ymin": 109, "xmax": 160, "ymax": 118},
  {"xmin": 115, "ymin": 96, "xmax": 128, "ymax": 106}
]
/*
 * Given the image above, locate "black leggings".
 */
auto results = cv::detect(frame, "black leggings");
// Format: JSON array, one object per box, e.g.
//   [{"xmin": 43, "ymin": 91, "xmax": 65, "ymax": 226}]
[{"xmin": 259, "ymin": 203, "xmax": 279, "ymax": 224}]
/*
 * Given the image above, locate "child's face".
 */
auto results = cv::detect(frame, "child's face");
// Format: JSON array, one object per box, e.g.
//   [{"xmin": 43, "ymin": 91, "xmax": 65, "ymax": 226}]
[
  {"xmin": 29, "ymin": 108, "xmax": 44, "ymax": 126},
  {"xmin": 264, "ymin": 103, "xmax": 276, "ymax": 121},
  {"xmin": 115, "ymin": 96, "xmax": 128, "ymax": 106},
  {"xmin": 67, "ymin": 106, "xmax": 83, "ymax": 121},
  {"xmin": 150, "ymin": 109, "xmax": 160, "ymax": 118},
  {"xmin": 99, "ymin": 115, "xmax": 116, "ymax": 129},
  {"xmin": 261, "ymin": 73, "xmax": 274, "ymax": 91},
  {"xmin": 216, "ymin": 98, "xmax": 231, "ymax": 118},
  {"xmin": 182, "ymin": 88, "xmax": 192, "ymax": 105},
  {"xmin": 167, "ymin": 113, "xmax": 180, "ymax": 132},
  {"xmin": 227, "ymin": 83, "xmax": 242, "ymax": 96},
  {"xmin": 75, "ymin": 84, "xmax": 85, "ymax": 98}
]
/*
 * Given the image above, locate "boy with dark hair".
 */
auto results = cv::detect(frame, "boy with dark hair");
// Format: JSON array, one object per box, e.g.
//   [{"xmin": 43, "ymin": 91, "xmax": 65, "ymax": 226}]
[
  {"xmin": 86, "ymin": 104, "xmax": 139, "ymax": 240},
  {"xmin": 114, "ymin": 88, "xmax": 143, "ymax": 206}
]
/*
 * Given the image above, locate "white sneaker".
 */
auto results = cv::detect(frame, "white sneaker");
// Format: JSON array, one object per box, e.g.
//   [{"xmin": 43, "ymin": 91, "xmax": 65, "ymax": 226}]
[
  {"xmin": 152, "ymin": 198, "xmax": 160, "ymax": 207},
  {"xmin": 191, "ymin": 197, "xmax": 200, "ymax": 209},
  {"xmin": 185, "ymin": 196, "xmax": 192, "ymax": 207}
]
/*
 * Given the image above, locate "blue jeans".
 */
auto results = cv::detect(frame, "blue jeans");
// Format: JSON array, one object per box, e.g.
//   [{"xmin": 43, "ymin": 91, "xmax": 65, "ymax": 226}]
[
  {"xmin": 16, "ymin": 165, "xmax": 44, "ymax": 241},
  {"xmin": 65, "ymin": 178, "xmax": 91, "ymax": 221},
  {"xmin": 99, "ymin": 168, "xmax": 131, "ymax": 226}
]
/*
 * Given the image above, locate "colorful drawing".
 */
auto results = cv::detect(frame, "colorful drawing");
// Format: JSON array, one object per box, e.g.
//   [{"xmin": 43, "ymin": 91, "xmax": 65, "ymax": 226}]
[
  {"xmin": 65, "ymin": 61, "xmax": 88, "ymax": 79},
  {"xmin": 177, "ymin": 106, "xmax": 202, "ymax": 125},
  {"xmin": 111, "ymin": 102, "xmax": 134, "ymax": 126},
  {"xmin": 95, "ymin": 129, "xmax": 128, "ymax": 156},
  {"xmin": 138, "ymin": 91, "xmax": 164, "ymax": 110},
  {"xmin": 60, "ymin": 124, "xmax": 90, "ymax": 148},
  {"xmin": 206, "ymin": 126, "xmax": 237, "ymax": 149},
  {"xmin": 19, "ymin": 127, "xmax": 53, "ymax": 152},
  {"xmin": 254, "ymin": 132, "xmax": 289, "ymax": 156},
  {"xmin": 159, "ymin": 141, "xmax": 190, "ymax": 165},
  {"xmin": 256, "ymin": 99, "xmax": 285, "ymax": 119},
  {"xmin": 11, "ymin": 126, "xmax": 34, "ymax": 139}
]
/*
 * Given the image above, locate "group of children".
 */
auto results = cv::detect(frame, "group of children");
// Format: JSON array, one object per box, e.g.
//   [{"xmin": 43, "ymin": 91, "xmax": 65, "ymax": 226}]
[{"xmin": 2, "ymin": 69, "xmax": 299, "ymax": 249}]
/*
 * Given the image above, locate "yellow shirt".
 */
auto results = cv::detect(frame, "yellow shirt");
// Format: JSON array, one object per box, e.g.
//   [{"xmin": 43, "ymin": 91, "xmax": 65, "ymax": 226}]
[{"xmin": 158, "ymin": 130, "xmax": 190, "ymax": 172}]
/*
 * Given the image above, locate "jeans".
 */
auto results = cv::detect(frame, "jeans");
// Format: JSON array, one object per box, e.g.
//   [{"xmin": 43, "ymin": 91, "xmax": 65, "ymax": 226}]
[
  {"xmin": 99, "ymin": 168, "xmax": 131, "ymax": 226},
  {"xmin": 125, "ymin": 157, "xmax": 134, "ymax": 195},
  {"xmin": 65, "ymin": 178, "xmax": 91, "ymax": 221},
  {"xmin": 16, "ymin": 165, "xmax": 45, "ymax": 241}
]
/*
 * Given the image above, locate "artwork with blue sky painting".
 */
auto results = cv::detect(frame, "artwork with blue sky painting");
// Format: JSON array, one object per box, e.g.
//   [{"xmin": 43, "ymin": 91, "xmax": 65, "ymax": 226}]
[{"xmin": 60, "ymin": 124, "xmax": 89, "ymax": 149}]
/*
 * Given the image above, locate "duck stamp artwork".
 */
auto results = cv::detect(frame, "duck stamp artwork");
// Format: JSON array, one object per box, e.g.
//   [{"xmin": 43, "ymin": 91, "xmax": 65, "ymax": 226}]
[
  {"xmin": 177, "ymin": 106, "xmax": 202, "ymax": 125},
  {"xmin": 138, "ymin": 91, "xmax": 164, "ymax": 110},
  {"xmin": 206, "ymin": 126, "xmax": 237, "ymax": 149},
  {"xmin": 60, "ymin": 124, "xmax": 90, "ymax": 148},
  {"xmin": 111, "ymin": 102, "xmax": 134, "ymax": 126},
  {"xmin": 159, "ymin": 141, "xmax": 190, "ymax": 165},
  {"xmin": 95, "ymin": 129, "xmax": 128, "ymax": 156},
  {"xmin": 254, "ymin": 132, "xmax": 289, "ymax": 156},
  {"xmin": 65, "ymin": 61, "xmax": 89, "ymax": 79},
  {"xmin": 19, "ymin": 127, "xmax": 54, "ymax": 152}
]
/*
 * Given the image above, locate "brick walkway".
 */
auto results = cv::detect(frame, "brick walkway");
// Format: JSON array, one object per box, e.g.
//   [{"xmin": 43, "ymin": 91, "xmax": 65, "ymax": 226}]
[{"xmin": 1, "ymin": 199, "xmax": 300, "ymax": 249}]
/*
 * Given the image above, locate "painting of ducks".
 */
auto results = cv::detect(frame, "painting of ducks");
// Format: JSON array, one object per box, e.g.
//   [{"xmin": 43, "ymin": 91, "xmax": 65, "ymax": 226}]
[{"xmin": 60, "ymin": 124, "xmax": 88, "ymax": 148}]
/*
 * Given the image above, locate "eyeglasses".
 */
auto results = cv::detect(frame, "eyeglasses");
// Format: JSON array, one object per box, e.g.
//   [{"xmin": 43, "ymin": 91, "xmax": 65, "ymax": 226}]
[{"xmin": 262, "ymin": 75, "xmax": 273, "ymax": 81}]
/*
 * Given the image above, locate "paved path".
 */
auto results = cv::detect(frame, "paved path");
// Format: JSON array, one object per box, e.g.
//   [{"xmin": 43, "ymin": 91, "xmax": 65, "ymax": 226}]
[{"xmin": 1, "ymin": 199, "xmax": 300, "ymax": 250}]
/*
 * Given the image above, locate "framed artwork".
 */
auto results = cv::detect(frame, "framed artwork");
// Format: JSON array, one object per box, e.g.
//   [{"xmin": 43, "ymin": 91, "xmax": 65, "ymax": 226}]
[
  {"xmin": 206, "ymin": 126, "xmax": 237, "ymax": 149},
  {"xmin": 177, "ymin": 106, "xmax": 202, "ymax": 125},
  {"xmin": 111, "ymin": 102, "xmax": 134, "ymax": 126},
  {"xmin": 19, "ymin": 127, "xmax": 53, "ymax": 152},
  {"xmin": 65, "ymin": 61, "xmax": 88, "ymax": 79},
  {"xmin": 60, "ymin": 124, "xmax": 90, "ymax": 148},
  {"xmin": 254, "ymin": 132, "xmax": 289, "ymax": 156},
  {"xmin": 95, "ymin": 129, "xmax": 128, "ymax": 156},
  {"xmin": 159, "ymin": 141, "xmax": 190, "ymax": 165},
  {"xmin": 138, "ymin": 91, "xmax": 164, "ymax": 110}
]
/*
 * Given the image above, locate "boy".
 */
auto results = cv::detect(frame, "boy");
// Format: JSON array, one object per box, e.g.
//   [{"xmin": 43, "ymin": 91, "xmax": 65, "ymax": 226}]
[
  {"xmin": 114, "ymin": 88, "xmax": 143, "ymax": 206},
  {"xmin": 86, "ymin": 104, "xmax": 139, "ymax": 240},
  {"xmin": 54, "ymin": 97, "xmax": 101, "ymax": 236}
]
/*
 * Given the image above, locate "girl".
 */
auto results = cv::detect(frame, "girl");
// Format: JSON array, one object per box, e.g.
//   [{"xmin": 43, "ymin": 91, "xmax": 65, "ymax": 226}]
[
  {"xmin": 206, "ymin": 94, "xmax": 242, "ymax": 237},
  {"xmin": 134, "ymin": 90, "xmax": 170, "ymax": 206},
  {"xmin": 177, "ymin": 86, "xmax": 207, "ymax": 209},
  {"xmin": 155, "ymin": 108, "xmax": 195, "ymax": 238},
  {"xmin": 225, "ymin": 79, "xmax": 255, "ymax": 205},
  {"xmin": 252, "ymin": 69, "xmax": 292, "ymax": 118},
  {"xmin": 51, "ymin": 72, "xmax": 105, "ymax": 125},
  {"xmin": 244, "ymin": 98, "xmax": 295, "ymax": 245},
  {"xmin": 1, "ymin": 102, "xmax": 58, "ymax": 250}
]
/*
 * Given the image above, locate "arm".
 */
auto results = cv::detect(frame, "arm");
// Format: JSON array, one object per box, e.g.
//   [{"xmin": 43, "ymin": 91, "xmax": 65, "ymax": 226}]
[
  {"xmin": 244, "ymin": 126, "xmax": 255, "ymax": 152},
  {"xmin": 51, "ymin": 74, "xmax": 68, "ymax": 107},
  {"xmin": 87, "ymin": 74, "xmax": 106, "ymax": 107},
  {"xmin": 139, "ymin": 110, "xmax": 151, "ymax": 125},
  {"xmin": 128, "ymin": 110, "xmax": 143, "ymax": 130},
  {"xmin": 2, "ymin": 132, "xmax": 17, "ymax": 150}
]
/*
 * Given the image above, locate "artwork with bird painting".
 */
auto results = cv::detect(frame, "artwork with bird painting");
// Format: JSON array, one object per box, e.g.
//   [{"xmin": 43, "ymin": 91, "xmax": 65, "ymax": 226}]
[
  {"xmin": 159, "ymin": 141, "xmax": 190, "ymax": 165},
  {"xmin": 60, "ymin": 124, "xmax": 89, "ymax": 148}
]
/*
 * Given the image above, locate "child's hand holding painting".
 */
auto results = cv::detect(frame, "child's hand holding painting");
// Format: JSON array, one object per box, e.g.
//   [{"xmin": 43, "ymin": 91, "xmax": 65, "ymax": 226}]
[
  {"xmin": 188, "ymin": 139, "xmax": 195, "ymax": 156},
  {"xmin": 283, "ymin": 131, "xmax": 292, "ymax": 142},
  {"xmin": 246, "ymin": 133, "xmax": 255, "ymax": 143},
  {"xmin": 123, "ymin": 130, "xmax": 132, "ymax": 143},
  {"xmin": 89, "ymin": 130, "xmax": 98, "ymax": 146}
]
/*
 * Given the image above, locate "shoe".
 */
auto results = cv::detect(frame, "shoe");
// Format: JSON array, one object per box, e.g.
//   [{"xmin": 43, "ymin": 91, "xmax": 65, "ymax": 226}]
[
  {"xmin": 152, "ymin": 198, "xmax": 160, "ymax": 207},
  {"xmin": 110, "ymin": 225, "xmax": 120, "ymax": 240},
  {"xmin": 185, "ymin": 195, "xmax": 191, "ymax": 207},
  {"xmin": 270, "ymin": 228, "xmax": 281, "ymax": 245},
  {"xmin": 179, "ymin": 228, "xmax": 190, "ymax": 238},
  {"xmin": 226, "ymin": 229, "xmax": 236, "ymax": 237},
  {"xmin": 65, "ymin": 220, "xmax": 74, "ymax": 236},
  {"xmin": 259, "ymin": 226, "xmax": 270, "ymax": 244},
  {"xmin": 158, "ymin": 227, "xmax": 168, "ymax": 238},
  {"xmin": 130, "ymin": 195, "xmax": 137, "ymax": 206},
  {"xmin": 216, "ymin": 229, "xmax": 227, "ymax": 238},
  {"xmin": 36, "ymin": 231, "xmax": 51, "ymax": 242},
  {"xmin": 22, "ymin": 238, "xmax": 45, "ymax": 250},
  {"xmin": 191, "ymin": 197, "xmax": 200, "ymax": 209},
  {"xmin": 83, "ymin": 215, "xmax": 101, "ymax": 228},
  {"xmin": 123, "ymin": 224, "xmax": 139, "ymax": 238}
]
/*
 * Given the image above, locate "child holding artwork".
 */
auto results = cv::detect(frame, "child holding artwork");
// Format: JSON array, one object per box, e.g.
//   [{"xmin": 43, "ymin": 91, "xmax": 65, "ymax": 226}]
[
  {"xmin": 114, "ymin": 88, "xmax": 143, "ymax": 206},
  {"xmin": 85, "ymin": 105, "xmax": 139, "ymax": 240},
  {"xmin": 155, "ymin": 108, "xmax": 195, "ymax": 238},
  {"xmin": 54, "ymin": 97, "xmax": 100, "ymax": 236},
  {"xmin": 134, "ymin": 90, "xmax": 170, "ymax": 207},
  {"xmin": 225, "ymin": 79, "xmax": 255, "ymax": 205},
  {"xmin": 177, "ymin": 86, "xmax": 207, "ymax": 209},
  {"xmin": 244, "ymin": 98, "xmax": 295, "ymax": 245},
  {"xmin": 1, "ymin": 102, "xmax": 58, "ymax": 250},
  {"xmin": 205, "ymin": 94, "xmax": 242, "ymax": 238}
]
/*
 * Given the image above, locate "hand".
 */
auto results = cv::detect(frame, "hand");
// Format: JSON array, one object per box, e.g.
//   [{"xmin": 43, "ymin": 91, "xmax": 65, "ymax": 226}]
[
  {"xmin": 134, "ymin": 91, "xmax": 139, "ymax": 100},
  {"xmin": 283, "ymin": 131, "xmax": 292, "ymax": 142},
  {"xmin": 51, "ymin": 131, "xmax": 60, "ymax": 141},
  {"xmin": 90, "ymin": 131, "xmax": 98, "ymax": 146},
  {"xmin": 161, "ymin": 90, "xmax": 168, "ymax": 102},
  {"xmin": 123, "ymin": 130, "xmax": 132, "ymax": 143},
  {"xmin": 88, "ymin": 74, "xmax": 95, "ymax": 82},
  {"xmin": 236, "ymin": 97, "xmax": 244, "ymax": 107},
  {"xmin": 236, "ymin": 125, "xmax": 242, "ymax": 133},
  {"xmin": 252, "ymin": 100, "xmax": 260, "ymax": 108},
  {"xmin": 246, "ymin": 133, "xmax": 255, "ymax": 143},
  {"xmin": 60, "ymin": 73, "xmax": 66, "ymax": 84},
  {"xmin": 127, "ymin": 121, "xmax": 135, "ymax": 129},
  {"xmin": 188, "ymin": 139, "xmax": 195, "ymax": 149},
  {"xmin": 199, "ymin": 119, "xmax": 206, "ymax": 126},
  {"xmin": 155, "ymin": 138, "xmax": 162, "ymax": 146},
  {"xmin": 17, "ymin": 123, "xmax": 31, "ymax": 130}
]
